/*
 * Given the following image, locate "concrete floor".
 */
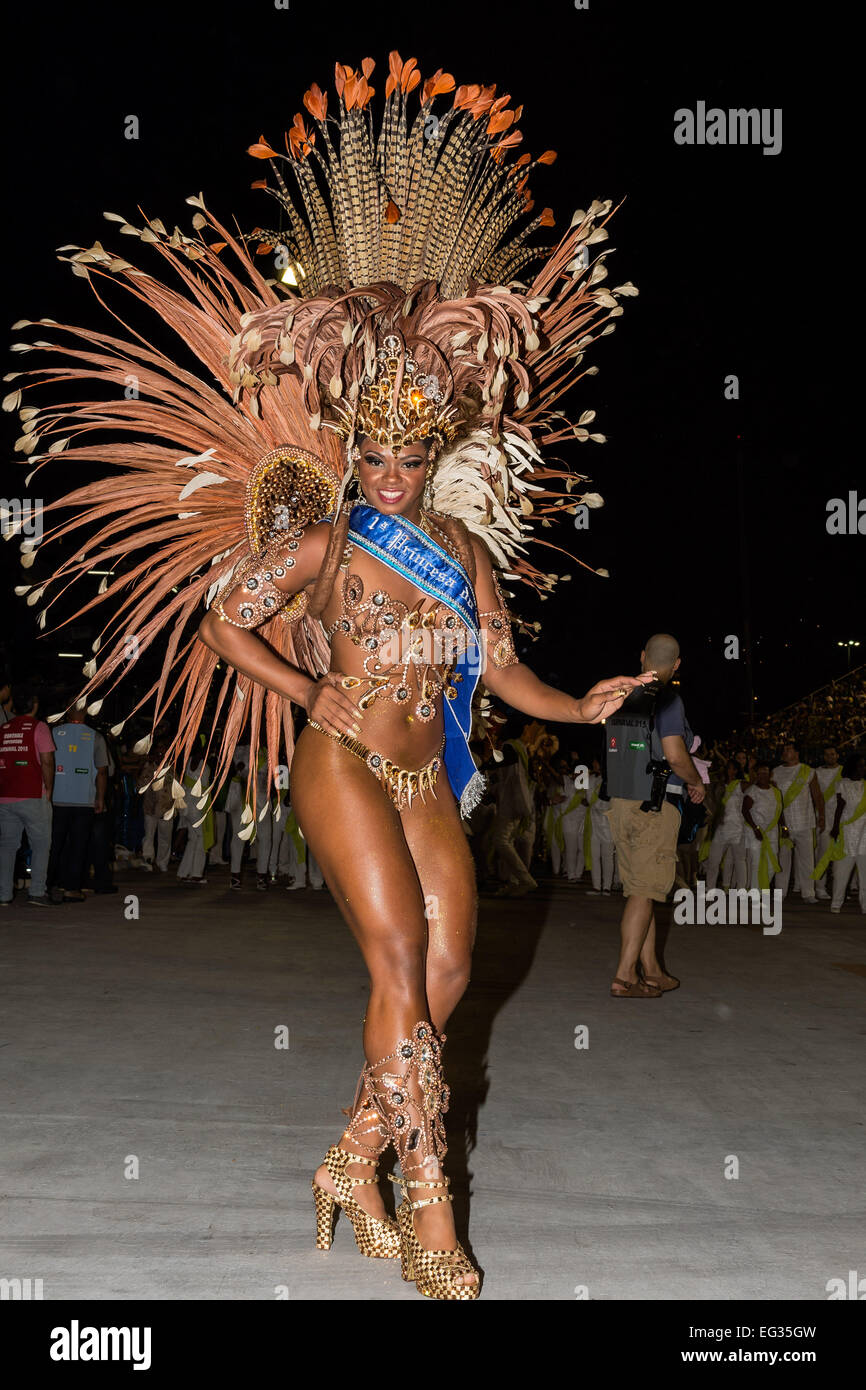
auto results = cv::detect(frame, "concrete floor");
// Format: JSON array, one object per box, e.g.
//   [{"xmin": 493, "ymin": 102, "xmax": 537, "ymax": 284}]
[{"xmin": 1, "ymin": 870, "xmax": 864, "ymax": 1301}]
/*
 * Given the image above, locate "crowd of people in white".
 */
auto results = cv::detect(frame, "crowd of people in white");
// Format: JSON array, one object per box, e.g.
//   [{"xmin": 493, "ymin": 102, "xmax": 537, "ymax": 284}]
[
  {"xmin": 137, "ymin": 739, "xmax": 325, "ymax": 891},
  {"xmin": 479, "ymin": 735, "xmax": 866, "ymax": 915}
]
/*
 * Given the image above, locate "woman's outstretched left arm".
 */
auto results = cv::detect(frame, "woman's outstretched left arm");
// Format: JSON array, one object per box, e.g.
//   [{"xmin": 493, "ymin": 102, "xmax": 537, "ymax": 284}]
[{"xmin": 471, "ymin": 538, "xmax": 653, "ymax": 725}]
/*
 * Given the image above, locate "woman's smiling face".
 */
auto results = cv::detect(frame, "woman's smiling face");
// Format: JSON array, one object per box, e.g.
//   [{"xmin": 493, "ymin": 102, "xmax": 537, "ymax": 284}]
[{"xmin": 357, "ymin": 436, "xmax": 431, "ymax": 517}]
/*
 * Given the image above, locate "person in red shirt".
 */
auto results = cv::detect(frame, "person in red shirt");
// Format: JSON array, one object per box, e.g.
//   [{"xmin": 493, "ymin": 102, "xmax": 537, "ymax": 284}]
[{"xmin": 0, "ymin": 683, "xmax": 57, "ymax": 906}]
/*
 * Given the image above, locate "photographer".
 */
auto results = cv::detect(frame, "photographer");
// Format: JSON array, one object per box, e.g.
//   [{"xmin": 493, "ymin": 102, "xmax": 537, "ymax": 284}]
[{"xmin": 604, "ymin": 634, "xmax": 705, "ymax": 998}]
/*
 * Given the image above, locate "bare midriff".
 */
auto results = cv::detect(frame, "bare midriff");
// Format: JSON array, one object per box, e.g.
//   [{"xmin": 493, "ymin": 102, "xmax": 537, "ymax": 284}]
[{"xmin": 319, "ymin": 543, "xmax": 470, "ymax": 770}]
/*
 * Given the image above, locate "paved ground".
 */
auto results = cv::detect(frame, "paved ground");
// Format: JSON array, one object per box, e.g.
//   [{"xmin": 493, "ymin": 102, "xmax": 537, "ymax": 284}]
[{"xmin": 1, "ymin": 869, "xmax": 864, "ymax": 1301}]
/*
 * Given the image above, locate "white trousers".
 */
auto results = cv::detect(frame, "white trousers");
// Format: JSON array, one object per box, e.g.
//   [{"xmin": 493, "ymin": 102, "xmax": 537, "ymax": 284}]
[
  {"xmin": 778, "ymin": 828, "xmax": 816, "ymax": 900},
  {"xmin": 814, "ymin": 829, "xmax": 833, "ymax": 895},
  {"xmin": 177, "ymin": 820, "xmax": 206, "ymax": 878},
  {"xmin": 279, "ymin": 826, "xmax": 323, "ymax": 887},
  {"xmin": 705, "ymin": 834, "xmax": 748, "ymax": 891},
  {"xmin": 746, "ymin": 838, "xmax": 779, "ymax": 891},
  {"xmin": 280, "ymin": 821, "xmax": 305, "ymax": 880},
  {"xmin": 308, "ymin": 850, "xmax": 324, "ymax": 889},
  {"xmin": 831, "ymin": 855, "xmax": 866, "ymax": 912},
  {"xmin": 515, "ymin": 815, "xmax": 535, "ymax": 872},
  {"xmin": 142, "ymin": 813, "xmax": 174, "ymax": 871},
  {"xmin": 493, "ymin": 815, "xmax": 536, "ymax": 888},
  {"xmin": 590, "ymin": 830, "xmax": 615, "ymax": 891},
  {"xmin": 228, "ymin": 811, "xmax": 246, "ymax": 874},
  {"xmin": 557, "ymin": 812, "xmax": 586, "ymax": 880},
  {"xmin": 208, "ymin": 810, "xmax": 227, "ymax": 864},
  {"xmin": 256, "ymin": 809, "xmax": 286, "ymax": 876}
]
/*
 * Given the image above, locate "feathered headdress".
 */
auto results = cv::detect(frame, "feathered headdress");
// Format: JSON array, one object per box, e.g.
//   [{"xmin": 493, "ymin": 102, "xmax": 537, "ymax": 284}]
[{"xmin": 4, "ymin": 50, "xmax": 636, "ymax": 823}]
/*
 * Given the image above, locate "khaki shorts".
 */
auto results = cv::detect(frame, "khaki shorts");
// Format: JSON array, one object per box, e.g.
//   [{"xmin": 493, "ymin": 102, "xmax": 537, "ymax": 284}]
[{"xmin": 607, "ymin": 797, "xmax": 682, "ymax": 902}]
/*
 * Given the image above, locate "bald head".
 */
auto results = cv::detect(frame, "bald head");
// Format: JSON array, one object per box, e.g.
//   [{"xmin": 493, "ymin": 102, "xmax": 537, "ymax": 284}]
[{"xmin": 642, "ymin": 633, "xmax": 681, "ymax": 681}]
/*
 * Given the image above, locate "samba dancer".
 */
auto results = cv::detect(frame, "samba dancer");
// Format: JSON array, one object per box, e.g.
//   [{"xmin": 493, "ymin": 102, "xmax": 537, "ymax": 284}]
[{"xmin": 13, "ymin": 52, "xmax": 643, "ymax": 1298}]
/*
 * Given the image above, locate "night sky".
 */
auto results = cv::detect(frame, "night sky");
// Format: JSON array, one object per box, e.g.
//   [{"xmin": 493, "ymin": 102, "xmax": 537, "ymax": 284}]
[{"xmin": 1, "ymin": 1, "xmax": 855, "ymax": 759}]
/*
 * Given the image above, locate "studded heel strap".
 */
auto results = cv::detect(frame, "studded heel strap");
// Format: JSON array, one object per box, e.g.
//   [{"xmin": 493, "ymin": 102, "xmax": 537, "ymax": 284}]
[{"xmin": 389, "ymin": 1172, "xmax": 453, "ymax": 1211}]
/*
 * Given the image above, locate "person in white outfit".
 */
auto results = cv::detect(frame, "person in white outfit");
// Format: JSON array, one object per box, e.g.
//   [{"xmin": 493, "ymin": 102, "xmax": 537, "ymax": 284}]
[
  {"xmin": 281, "ymin": 801, "xmax": 325, "ymax": 889},
  {"xmin": 823, "ymin": 754, "xmax": 866, "ymax": 914},
  {"xmin": 177, "ymin": 752, "xmax": 211, "ymax": 882},
  {"xmin": 226, "ymin": 744, "xmax": 250, "ymax": 888},
  {"xmin": 547, "ymin": 760, "xmax": 586, "ymax": 882},
  {"xmin": 773, "ymin": 743, "xmax": 822, "ymax": 903},
  {"xmin": 742, "ymin": 763, "xmax": 783, "ymax": 890},
  {"xmin": 813, "ymin": 745, "xmax": 842, "ymax": 900},
  {"xmin": 280, "ymin": 802, "xmax": 305, "ymax": 885},
  {"xmin": 138, "ymin": 742, "xmax": 174, "ymax": 872},
  {"xmin": 491, "ymin": 745, "xmax": 537, "ymax": 896},
  {"xmin": 508, "ymin": 736, "xmax": 536, "ymax": 875},
  {"xmin": 704, "ymin": 759, "xmax": 749, "ymax": 891},
  {"xmin": 252, "ymin": 748, "xmax": 278, "ymax": 890},
  {"xmin": 207, "ymin": 770, "xmax": 230, "ymax": 867},
  {"xmin": 561, "ymin": 763, "xmax": 587, "ymax": 882},
  {"xmin": 586, "ymin": 762, "xmax": 615, "ymax": 894}
]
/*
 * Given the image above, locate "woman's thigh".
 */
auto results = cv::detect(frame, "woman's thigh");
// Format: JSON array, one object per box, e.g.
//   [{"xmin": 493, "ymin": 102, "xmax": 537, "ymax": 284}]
[
  {"xmin": 290, "ymin": 726, "xmax": 428, "ymax": 973},
  {"xmin": 399, "ymin": 779, "xmax": 478, "ymax": 972}
]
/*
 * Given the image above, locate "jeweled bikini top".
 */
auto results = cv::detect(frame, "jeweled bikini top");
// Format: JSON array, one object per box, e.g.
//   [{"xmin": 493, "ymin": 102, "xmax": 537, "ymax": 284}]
[{"xmin": 323, "ymin": 540, "xmax": 470, "ymax": 719}]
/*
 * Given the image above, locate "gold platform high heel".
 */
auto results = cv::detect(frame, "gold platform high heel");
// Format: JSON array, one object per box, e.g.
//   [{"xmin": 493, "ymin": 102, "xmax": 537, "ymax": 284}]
[
  {"xmin": 311, "ymin": 1071, "xmax": 401, "ymax": 1260},
  {"xmin": 363, "ymin": 1021, "xmax": 480, "ymax": 1300}
]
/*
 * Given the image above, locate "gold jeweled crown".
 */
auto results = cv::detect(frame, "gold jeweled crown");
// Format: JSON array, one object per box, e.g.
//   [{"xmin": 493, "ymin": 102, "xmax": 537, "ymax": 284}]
[{"xmin": 332, "ymin": 334, "xmax": 459, "ymax": 450}]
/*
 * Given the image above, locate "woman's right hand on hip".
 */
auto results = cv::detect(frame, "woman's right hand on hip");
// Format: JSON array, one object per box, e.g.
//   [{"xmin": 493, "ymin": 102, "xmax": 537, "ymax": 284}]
[{"xmin": 304, "ymin": 673, "xmax": 363, "ymax": 738}]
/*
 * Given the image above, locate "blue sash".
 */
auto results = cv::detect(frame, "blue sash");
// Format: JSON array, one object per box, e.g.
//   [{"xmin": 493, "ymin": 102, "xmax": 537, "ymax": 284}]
[{"xmin": 346, "ymin": 504, "xmax": 485, "ymax": 815}]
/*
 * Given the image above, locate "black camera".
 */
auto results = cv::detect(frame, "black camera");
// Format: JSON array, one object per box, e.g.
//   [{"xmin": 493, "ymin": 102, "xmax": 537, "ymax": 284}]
[{"xmin": 640, "ymin": 758, "xmax": 672, "ymax": 813}]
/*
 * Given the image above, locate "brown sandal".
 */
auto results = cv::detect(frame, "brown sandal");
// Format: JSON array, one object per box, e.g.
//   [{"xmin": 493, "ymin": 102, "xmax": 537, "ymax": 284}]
[
  {"xmin": 642, "ymin": 973, "xmax": 680, "ymax": 993},
  {"xmin": 610, "ymin": 977, "xmax": 662, "ymax": 998}
]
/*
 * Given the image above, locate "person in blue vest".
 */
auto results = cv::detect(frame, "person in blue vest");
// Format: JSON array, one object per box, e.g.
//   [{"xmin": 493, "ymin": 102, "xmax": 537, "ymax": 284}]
[
  {"xmin": 605, "ymin": 634, "xmax": 705, "ymax": 997},
  {"xmin": 0, "ymin": 683, "xmax": 57, "ymax": 906},
  {"xmin": 46, "ymin": 701, "xmax": 110, "ymax": 903}
]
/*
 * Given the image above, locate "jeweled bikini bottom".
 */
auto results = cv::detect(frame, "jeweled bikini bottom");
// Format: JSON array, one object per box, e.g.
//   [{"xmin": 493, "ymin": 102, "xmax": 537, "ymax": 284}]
[{"xmin": 307, "ymin": 718, "xmax": 445, "ymax": 811}]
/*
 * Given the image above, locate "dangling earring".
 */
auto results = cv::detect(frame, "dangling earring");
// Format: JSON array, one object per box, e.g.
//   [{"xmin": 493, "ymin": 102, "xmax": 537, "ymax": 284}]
[
  {"xmin": 347, "ymin": 444, "xmax": 363, "ymax": 503},
  {"xmin": 423, "ymin": 446, "xmax": 438, "ymax": 510},
  {"xmin": 423, "ymin": 437, "xmax": 441, "ymax": 511}
]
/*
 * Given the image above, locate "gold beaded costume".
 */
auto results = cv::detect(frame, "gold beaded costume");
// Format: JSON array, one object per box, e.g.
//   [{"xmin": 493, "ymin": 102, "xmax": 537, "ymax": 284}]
[{"xmin": 8, "ymin": 48, "xmax": 635, "ymax": 830}]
